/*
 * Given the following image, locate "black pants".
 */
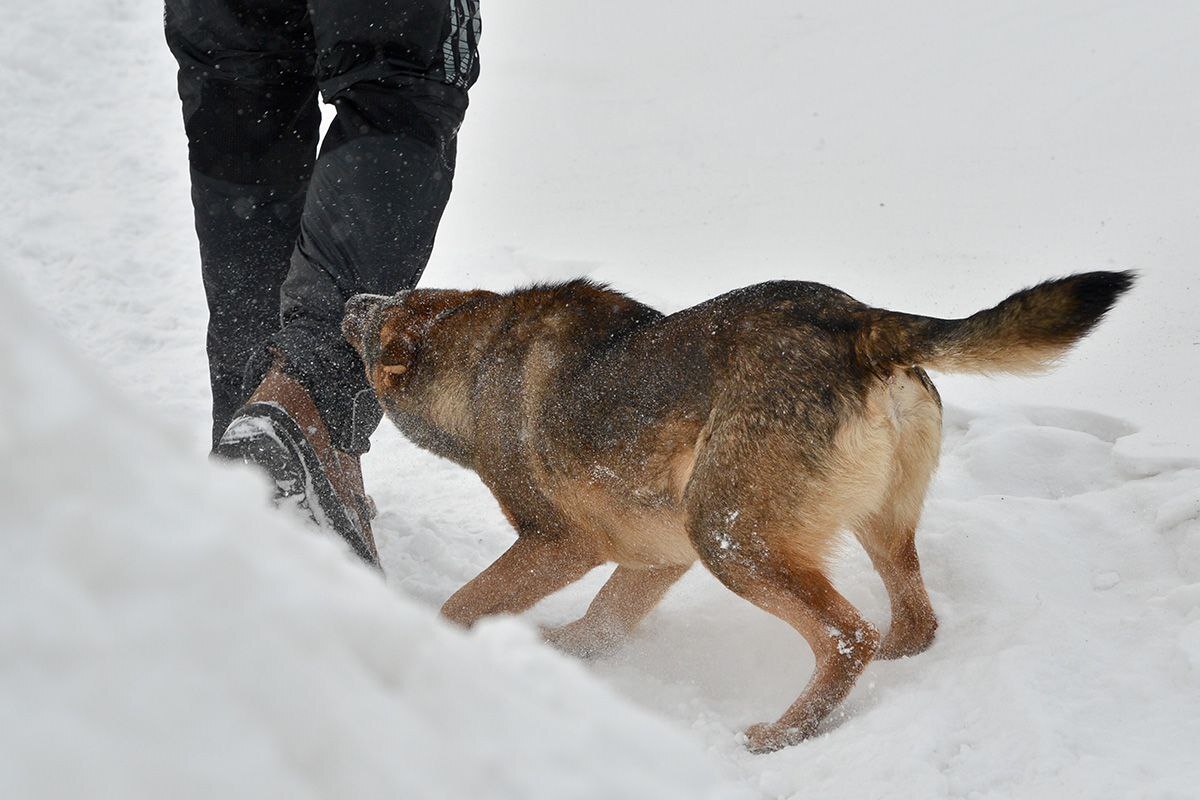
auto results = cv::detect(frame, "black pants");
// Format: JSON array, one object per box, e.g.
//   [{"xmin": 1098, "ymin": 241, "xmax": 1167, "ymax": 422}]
[{"xmin": 166, "ymin": 0, "xmax": 480, "ymax": 453}]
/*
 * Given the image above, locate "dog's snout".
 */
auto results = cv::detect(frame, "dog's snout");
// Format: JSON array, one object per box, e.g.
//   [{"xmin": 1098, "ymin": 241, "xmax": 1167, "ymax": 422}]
[
  {"xmin": 342, "ymin": 293, "xmax": 387, "ymax": 348},
  {"xmin": 345, "ymin": 293, "xmax": 386, "ymax": 320}
]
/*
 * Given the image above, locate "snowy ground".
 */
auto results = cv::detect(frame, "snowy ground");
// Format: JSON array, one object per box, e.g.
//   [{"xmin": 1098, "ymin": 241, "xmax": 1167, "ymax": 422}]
[{"xmin": 3, "ymin": 1, "xmax": 1199, "ymax": 798}]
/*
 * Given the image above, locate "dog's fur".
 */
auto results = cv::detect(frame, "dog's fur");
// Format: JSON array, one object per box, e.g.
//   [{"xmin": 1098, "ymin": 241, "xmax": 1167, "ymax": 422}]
[{"xmin": 342, "ymin": 271, "xmax": 1133, "ymax": 752}]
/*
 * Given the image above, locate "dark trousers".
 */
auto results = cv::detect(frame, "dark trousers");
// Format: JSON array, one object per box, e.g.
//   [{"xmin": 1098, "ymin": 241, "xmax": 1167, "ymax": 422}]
[{"xmin": 166, "ymin": 0, "xmax": 480, "ymax": 452}]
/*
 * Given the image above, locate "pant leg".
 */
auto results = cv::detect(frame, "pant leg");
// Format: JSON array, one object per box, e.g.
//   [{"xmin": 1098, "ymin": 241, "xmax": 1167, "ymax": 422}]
[
  {"xmin": 245, "ymin": 0, "xmax": 481, "ymax": 455},
  {"xmin": 165, "ymin": 0, "xmax": 321, "ymax": 449}
]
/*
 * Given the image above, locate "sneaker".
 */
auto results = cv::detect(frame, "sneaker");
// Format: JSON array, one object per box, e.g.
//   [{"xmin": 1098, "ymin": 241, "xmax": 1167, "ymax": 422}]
[{"xmin": 215, "ymin": 370, "xmax": 380, "ymax": 568}]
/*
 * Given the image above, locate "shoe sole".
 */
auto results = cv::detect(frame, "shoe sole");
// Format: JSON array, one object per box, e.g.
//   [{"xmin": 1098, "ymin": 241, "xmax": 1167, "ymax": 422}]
[{"xmin": 216, "ymin": 402, "xmax": 379, "ymax": 567}]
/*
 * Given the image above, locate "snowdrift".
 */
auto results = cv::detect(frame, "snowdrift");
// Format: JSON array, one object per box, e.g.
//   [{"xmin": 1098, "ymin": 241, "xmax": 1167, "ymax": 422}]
[{"xmin": 0, "ymin": 276, "xmax": 748, "ymax": 799}]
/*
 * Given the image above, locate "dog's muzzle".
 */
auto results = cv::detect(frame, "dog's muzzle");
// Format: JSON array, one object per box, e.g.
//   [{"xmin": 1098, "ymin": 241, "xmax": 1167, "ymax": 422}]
[
  {"xmin": 343, "ymin": 291, "xmax": 393, "ymax": 338},
  {"xmin": 342, "ymin": 293, "xmax": 390, "ymax": 350}
]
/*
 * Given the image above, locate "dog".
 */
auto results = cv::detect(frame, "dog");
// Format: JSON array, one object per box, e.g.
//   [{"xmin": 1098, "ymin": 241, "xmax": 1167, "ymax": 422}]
[{"xmin": 342, "ymin": 271, "xmax": 1133, "ymax": 752}]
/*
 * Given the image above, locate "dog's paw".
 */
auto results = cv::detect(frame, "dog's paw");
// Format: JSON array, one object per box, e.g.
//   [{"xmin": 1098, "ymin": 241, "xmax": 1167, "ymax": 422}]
[
  {"xmin": 876, "ymin": 616, "xmax": 937, "ymax": 660},
  {"xmin": 540, "ymin": 620, "xmax": 624, "ymax": 660},
  {"xmin": 743, "ymin": 721, "xmax": 817, "ymax": 753}
]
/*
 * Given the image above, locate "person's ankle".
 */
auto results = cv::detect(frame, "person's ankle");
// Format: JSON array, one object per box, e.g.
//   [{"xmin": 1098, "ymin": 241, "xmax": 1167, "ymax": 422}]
[
  {"xmin": 249, "ymin": 362, "xmax": 374, "ymax": 530},
  {"xmin": 249, "ymin": 362, "xmax": 332, "ymax": 448}
]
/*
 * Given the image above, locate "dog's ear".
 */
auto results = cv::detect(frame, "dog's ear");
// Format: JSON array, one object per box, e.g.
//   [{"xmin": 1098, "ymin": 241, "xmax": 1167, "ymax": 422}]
[
  {"xmin": 378, "ymin": 323, "xmax": 417, "ymax": 377},
  {"xmin": 374, "ymin": 289, "xmax": 498, "ymax": 380}
]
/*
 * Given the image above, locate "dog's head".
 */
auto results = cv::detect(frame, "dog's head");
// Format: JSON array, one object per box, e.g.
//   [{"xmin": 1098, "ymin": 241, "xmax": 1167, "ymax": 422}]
[{"xmin": 343, "ymin": 288, "xmax": 499, "ymax": 400}]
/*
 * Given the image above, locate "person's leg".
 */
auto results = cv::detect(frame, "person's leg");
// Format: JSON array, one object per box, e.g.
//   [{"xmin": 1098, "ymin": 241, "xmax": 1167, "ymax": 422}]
[
  {"xmin": 220, "ymin": 0, "xmax": 481, "ymax": 564},
  {"xmin": 165, "ymin": 0, "xmax": 379, "ymax": 562},
  {"xmin": 165, "ymin": 0, "xmax": 320, "ymax": 449},
  {"xmin": 247, "ymin": 0, "xmax": 482, "ymax": 456}
]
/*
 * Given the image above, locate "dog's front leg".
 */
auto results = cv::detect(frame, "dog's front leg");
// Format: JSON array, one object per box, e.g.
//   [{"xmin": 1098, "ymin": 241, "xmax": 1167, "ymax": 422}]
[
  {"xmin": 441, "ymin": 536, "xmax": 601, "ymax": 627},
  {"xmin": 543, "ymin": 564, "xmax": 691, "ymax": 658}
]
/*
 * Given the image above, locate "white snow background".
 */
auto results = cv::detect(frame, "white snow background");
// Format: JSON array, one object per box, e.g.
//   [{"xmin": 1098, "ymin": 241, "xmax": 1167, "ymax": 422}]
[{"xmin": 2, "ymin": 1, "xmax": 1198, "ymax": 798}]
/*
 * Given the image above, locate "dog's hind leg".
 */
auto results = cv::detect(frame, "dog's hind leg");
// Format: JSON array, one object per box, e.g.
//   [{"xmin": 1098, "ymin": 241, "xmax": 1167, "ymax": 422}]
[
  {"xmin": 441, "ymin": 536, "xmax": 601, "ymax": 627},
  {"xmin": 543, "ymin": 564, "xmax": 690, "ymax": 658},
  {"xmin": 855, "ymin": 369, "xmax": 942, "ymax": 659},
  {"xmin": 855, "ymin": 520, "xmax": 937, "ymax": 659},
  {"xmin": 702, "ymin": 551, "xmax": 879, "ymax": 753},
  {"xmin": 687, "ymin": 493, "xmax": 879, "ymax": 752}
]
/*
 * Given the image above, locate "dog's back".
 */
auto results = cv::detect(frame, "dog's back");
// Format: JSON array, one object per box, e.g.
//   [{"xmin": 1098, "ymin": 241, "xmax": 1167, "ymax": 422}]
[{"xmin": 524, "ymin": 272, "xmax": 1133, "ymax": 614}]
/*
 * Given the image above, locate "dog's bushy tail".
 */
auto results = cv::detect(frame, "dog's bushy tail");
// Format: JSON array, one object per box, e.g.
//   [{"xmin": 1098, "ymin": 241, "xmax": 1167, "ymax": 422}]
[{"xmin": 858, "ymin": 271, "xmax": 1135, "ymax": 374}]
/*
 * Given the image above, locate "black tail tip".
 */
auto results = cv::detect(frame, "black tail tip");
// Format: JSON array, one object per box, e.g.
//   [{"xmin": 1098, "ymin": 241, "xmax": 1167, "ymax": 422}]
[{"xmin": 1071, "ymin": 269, "xmax": 1136, "ymax": 317}]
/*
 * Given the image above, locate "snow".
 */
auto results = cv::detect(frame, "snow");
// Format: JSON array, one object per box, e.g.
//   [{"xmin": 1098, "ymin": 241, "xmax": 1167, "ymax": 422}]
[
  {"xmin": 2, "ymin": 0, "xmax": 1199, "ymax": 798},
  {"xmin": 0, "ymin": 275, "xmax": 748, "ymax": 798}
]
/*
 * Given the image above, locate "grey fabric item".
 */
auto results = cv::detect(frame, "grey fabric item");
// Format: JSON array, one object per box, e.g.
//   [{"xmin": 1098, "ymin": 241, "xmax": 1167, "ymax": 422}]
[{"xmin": 166, "ymin": 0, "xmax": 480, "ymax": 453}]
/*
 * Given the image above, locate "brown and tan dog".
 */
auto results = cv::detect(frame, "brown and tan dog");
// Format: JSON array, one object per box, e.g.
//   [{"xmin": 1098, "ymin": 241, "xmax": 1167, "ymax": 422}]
[{"xmin": 342, "ymin": 271, "xmax": 1133, "ymax": 752}]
